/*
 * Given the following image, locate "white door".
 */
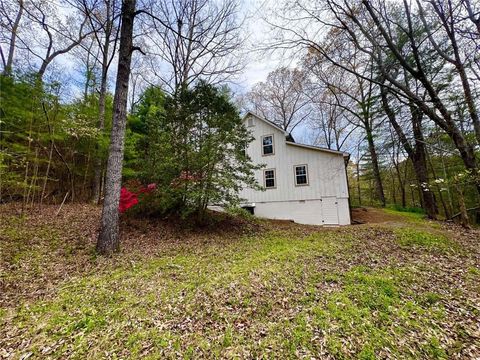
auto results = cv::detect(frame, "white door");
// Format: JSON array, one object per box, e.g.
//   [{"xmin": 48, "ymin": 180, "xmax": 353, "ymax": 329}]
[{"xmin": 322, "ymin": 197, "xmax": 339, "ymax": 225}]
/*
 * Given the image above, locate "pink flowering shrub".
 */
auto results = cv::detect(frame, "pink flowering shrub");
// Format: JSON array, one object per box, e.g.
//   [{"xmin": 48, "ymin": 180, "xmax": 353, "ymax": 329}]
[{"xmin": 119, "ymin": 182, "xmax": 156, "ymax": 213}]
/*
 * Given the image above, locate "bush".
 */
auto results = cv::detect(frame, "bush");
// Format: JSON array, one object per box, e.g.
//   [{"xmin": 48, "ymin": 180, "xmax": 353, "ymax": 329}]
[
  {"xmin": 132, "ymin": 82, "xmax": 262, "ymax": 218},
  {"xmin": 226, "ymin": 206, "xmax": 255, "ymax": 221}
]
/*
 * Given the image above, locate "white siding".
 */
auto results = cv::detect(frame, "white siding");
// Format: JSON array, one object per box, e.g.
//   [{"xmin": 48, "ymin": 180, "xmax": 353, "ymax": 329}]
[{"xmin": 239, "ymin": 114, "xmax": 351, "ymax": 226}]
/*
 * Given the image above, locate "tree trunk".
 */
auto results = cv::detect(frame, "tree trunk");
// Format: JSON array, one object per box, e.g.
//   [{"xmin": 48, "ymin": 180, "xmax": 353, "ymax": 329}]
[
  {"xmin": 391, "ymin": 172, "xmax": 396, "ymax": 205},
  {"xmin": 455, "ymin": 183, "xmax": 471, "ymax": 229},
  {"xmin": 393, "ymin": 162, "xmax": 406, "ymax": 208},
  {"xmin": 380, "ymin": 85, "xmax": 437, "ymax": 218},
  {"xmin": 97, "ymin": 0, "xmax": 136, "ymax": 255},
  {"xmin": 410, "ymin": 106, "xmax": 437, "ymax": 219},
  {"xmin": 92, "ymin": 59, "xmax": 109, "ymax": 204},
  {"xmin": 3, "ymin": 0, "xmax": 23, "ymax": 75},
  {"xmin": 41, "ymin": 141, "xmax": 54, "ymax": 205},
  {"xmin": 364, "ymin": 122, "xmax": 385, "ymax": 207},
  {"xmin": 426, "ymin": 151, "xmax": 450, "ymax": 218},
  {"xmin": 92, "ymin": 1, "xmax": 114, "ymax": 204},
  {"xmin": 356, "ymin": 161, "xmax": 361, "ymax": 206}
]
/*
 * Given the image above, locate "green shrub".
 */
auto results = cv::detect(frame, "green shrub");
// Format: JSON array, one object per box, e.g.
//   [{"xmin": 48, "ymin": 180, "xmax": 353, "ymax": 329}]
[{"xmin": 226, "ymin": 206, "xmax": 255, "ymax": 221}]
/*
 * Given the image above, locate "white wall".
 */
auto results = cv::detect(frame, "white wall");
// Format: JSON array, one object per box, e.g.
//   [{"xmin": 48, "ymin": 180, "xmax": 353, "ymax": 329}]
[{"xmin": 239, "ymin": 114, "xmax": 350, "ymax": 226}]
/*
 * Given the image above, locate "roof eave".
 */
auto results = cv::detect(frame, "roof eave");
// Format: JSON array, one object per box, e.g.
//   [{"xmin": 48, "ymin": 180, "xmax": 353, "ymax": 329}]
[{"xmin": 286, "ymin": 141, "xmax": 349, "ymax": 157}]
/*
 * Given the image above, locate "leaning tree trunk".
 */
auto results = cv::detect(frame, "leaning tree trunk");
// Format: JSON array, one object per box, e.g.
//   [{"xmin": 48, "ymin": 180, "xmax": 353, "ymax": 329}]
[
  {"xmin": 97, "ymin": 0, "xmax": 136, "ymax": 255},
  {"xmin": 380, "ymin": 85, "xmax": 437, "ymax": 217}
]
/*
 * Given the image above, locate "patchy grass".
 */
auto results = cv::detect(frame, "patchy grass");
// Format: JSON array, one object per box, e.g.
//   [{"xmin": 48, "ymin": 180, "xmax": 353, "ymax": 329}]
[
  {"xmin": 1, "ymin": 204, "xmax": 479, "ymax": 359},
  {"xmin": 393, "ymin": 227, "xmax": 456, "ymax": 252}
]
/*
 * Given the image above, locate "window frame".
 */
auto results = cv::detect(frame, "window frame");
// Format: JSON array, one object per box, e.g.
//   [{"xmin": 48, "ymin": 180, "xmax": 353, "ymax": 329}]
[
  {"xmin": 294, "ymin": 164, "xmax": 309, "ymax": 186},
  {"xmin": 264, "ymin": 168, "xmax": 276, "ymax": 189},
  {"xmin": 261, "ymin": 134, "xmax": 275, "ymax": 156}
]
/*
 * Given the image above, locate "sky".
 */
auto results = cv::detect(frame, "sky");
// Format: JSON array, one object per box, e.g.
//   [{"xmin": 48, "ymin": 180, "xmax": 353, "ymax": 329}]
[
  {"xmin": 51, "ymin": 0, "xmax": 283, "ymax": 101},
  {"xmin": 45, "ymin": 0, "xmax": 312, "ymax": 139},
  {"xmin": 232, "ymin": 0, "xmax": 279, "ymax": 92}
]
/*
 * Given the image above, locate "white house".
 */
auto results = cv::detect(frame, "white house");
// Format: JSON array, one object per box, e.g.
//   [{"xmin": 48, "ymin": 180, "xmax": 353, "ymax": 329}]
[{"xmin": 239, "ymin": 112, "xmax": 351, "ymax": 226}]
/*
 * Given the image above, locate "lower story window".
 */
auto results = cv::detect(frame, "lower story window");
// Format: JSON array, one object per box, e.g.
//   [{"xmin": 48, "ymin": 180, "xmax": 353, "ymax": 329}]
[
  {"xmin": 295, "ymin": 165, "xmax": 308, "ymax": 185},
  {"xmin": 264, "ymin": 169, "xmax": 276, "ymax": 188}
]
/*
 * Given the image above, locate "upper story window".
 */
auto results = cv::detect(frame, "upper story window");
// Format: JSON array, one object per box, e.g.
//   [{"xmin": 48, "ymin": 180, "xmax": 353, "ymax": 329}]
[
  {"xmin": 264, "ymin": 169, "xmax": 276, "ymax": 188},
  {"xmin": 294, "ymin": 165, "xmax": 309, "ymax": 186},
  {"xmin": 262, "ymin": 134, "xmax": 274, "ymax": 155},
  {"xmin": 247, "ymin": 117, "xmax": 254, "ymax": 127}
]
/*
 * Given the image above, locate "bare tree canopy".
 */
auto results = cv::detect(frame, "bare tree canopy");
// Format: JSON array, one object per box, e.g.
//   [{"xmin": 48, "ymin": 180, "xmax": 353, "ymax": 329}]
[
  {"xmin": 139, "ymin": 0, "xmax": 245, "ymax": 93},
  {"xmin": 268, "ymin": 0, "xmax": 480, "ymax": 195},
  {"xmin": 242, "ymin": 67, "xmax": 311, "ymax": 132}
]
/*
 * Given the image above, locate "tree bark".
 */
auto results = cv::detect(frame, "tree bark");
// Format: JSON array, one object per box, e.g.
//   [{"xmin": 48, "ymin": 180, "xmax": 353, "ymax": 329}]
[
  {"xmin": 426, "ymin": 151, "xmax": 450, "ymax": 218},
  {"xmin": 393, "ymin": 162, "xmax": 406, "ymax": 208},
  {"xmin": 364, "ymin": 121, "xmax": 385, "ymax": 207},
  {"xmin": 96, "ymin": 0, "xmax": 135, "ymax": 255},
  {"xmin": 3, "ymin": 0, "xmax": 24, "ymax": 75},
  {"xmin": 455, "ymin": 183, "xmax": 471, "ymax": 229},
  {"xmin": 410, "ymin": 105, "xmax": 437, "ymax": 219},
  {"xmin": 92, "ymin": 46, "xmax": 110, "ymax": 204},
  {"xmin": 380, "ymin": 85, "xmax": 437, "ymax": 218},
  {"xmin": 91, "ymin": 0, "xmax": 116, "ymax": 204},
  {"xmin": 356, "ymin": 160, "xmax": 361, "ymax": 206}
]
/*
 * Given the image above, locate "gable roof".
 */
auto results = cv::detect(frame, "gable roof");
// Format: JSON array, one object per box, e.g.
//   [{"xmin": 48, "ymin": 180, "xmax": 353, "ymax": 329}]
[
  {"xmin": 243, "ymin": 111, "xmax": 288, "ymax": 135},
  {"xmin": 243, "ymin": 111, "xmax": 349, "ymax": 158}
]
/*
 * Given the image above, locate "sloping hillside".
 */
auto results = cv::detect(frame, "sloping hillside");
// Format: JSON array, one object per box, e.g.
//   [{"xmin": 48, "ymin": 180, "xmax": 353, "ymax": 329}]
[{"xmin": 1, "ymin": 205, "xmax": 479, "ymax": 359}]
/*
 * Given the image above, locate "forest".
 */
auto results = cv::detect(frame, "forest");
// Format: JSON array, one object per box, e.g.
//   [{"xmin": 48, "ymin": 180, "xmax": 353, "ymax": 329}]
[{"xmin": 1, "ymin": 0, "xmax": 479, "ymax": 255}]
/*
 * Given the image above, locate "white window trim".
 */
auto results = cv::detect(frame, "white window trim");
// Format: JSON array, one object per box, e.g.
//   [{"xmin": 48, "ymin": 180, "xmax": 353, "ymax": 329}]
[
  {"xmin": 294, "ymin": 164, "xmax": 309, "ymax": 186},
  {"xmin": 261, "ymin": 134, "xmax": 275, "ymax": 156},
  {"xmin": 264, "ymin": 168, "xmax": 276, "ymax": 189}
]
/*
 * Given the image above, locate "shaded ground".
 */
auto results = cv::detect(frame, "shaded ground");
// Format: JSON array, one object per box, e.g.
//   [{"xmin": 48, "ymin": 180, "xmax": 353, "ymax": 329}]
[
  {"xmin": 0, "ymin": 204, "xmax": 479, "ymax": 359},
  {"xmin": 351, "ymin": 206, "xmax": 413, "ymax": 223}
]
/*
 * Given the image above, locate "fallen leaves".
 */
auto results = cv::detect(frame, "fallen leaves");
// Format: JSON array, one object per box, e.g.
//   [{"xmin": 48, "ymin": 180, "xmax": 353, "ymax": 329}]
[{"xmin": 0, "ymin": 204, "xmax": 479, "ymax": 358}]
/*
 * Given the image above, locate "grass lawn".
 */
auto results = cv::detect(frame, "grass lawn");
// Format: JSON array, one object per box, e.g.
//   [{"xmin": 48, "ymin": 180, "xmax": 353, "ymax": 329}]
[{"xmin": 1, "ymin": 205, "xmax": 479, "ymax": 359}]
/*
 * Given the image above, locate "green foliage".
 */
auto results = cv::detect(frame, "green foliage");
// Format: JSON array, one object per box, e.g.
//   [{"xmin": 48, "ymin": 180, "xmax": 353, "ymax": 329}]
[
  {"xmin": 0, "ymin": 73, "xmax": 114, "ymax": 203},
  {"xmin": 226, "ymin": 206, "xmax": 255, "ymax": 221},
  {"xmin": 132, "ymin": 82, "xmax": 261, "ymax": 217}
]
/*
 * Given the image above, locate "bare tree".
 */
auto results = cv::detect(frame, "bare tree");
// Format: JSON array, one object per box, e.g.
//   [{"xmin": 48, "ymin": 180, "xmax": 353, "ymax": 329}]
[
  {"xmin": 0, "ymin": 0, "xmax": 24, "ymax": 75},
  {"xmin": 243, "ymin": 67, "xmax": 311, "ymax": 133},
  {"xmin": 269, "ymin": 0, "xmax": 480, "ymax": 194},
  {"xmin": 140, "ymin": 0, "xmax": 245, "ymax": 92},
  {"xmin": 417, "ymin": 0, "xmax": 480, "ymax": 145},
  {"xmin": 304, "ymin": 43, "xmax": 386, "ymax": 206},
  {"xmin": 73, "ymin": 0, "xmax": 121, "ymax": 203},
  {"xmin": 14, "ymin": 1, "xmax": 93, "ymax": 80},
  {"xmin": 307, "ymin": 91, "xmax": 356, "ymax": 151}
]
